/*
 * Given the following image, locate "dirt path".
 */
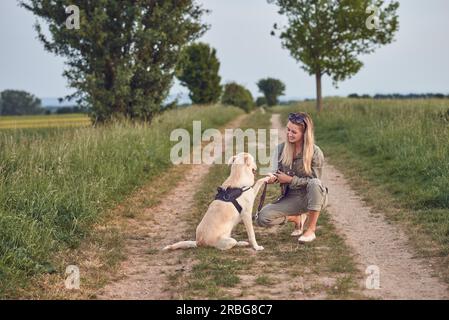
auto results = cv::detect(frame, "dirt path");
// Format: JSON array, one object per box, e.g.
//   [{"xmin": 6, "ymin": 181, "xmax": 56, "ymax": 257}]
[
  {"xmin": 272, "ymin": 113, "xmax": 448, "ymax": 299},
  {"xmin": 98, "ymin": 112, "xmax": 447, "ymax": 300},
  {"xmin": 97, "ymin": 114, "xmax": 248, "ymax": 299}
]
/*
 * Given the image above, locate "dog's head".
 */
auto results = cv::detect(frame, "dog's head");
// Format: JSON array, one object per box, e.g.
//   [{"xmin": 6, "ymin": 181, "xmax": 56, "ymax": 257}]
[{"xmin": 227, "ymin": 152, "xmax": 257, "ymax": 177}]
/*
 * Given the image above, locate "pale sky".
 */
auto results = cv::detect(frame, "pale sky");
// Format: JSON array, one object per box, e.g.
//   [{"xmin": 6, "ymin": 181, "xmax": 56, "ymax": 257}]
[{"xmin": 1, "ymin": 0, "xmax": 448, "ymax": 101}]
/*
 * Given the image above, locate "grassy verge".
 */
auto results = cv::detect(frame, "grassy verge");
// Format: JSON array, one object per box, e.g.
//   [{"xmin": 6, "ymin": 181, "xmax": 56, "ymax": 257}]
[
  {"xmin": 0, "ymin": 104, "xmax": 243, "ymax": 297},
  {"xmin": 167, "ymin": 109, "xmax": 364, "ymax": 299},
  {"xmin": 15, "ymin": 163, "xmax": 191, "ymax": 299},
  {"xmin": 273, "ymin": 98, "xmax": 449, "ymax": 284},
  {"xmin": 0, "ymin": 113, "xmax": 90, "ymax": 129}
]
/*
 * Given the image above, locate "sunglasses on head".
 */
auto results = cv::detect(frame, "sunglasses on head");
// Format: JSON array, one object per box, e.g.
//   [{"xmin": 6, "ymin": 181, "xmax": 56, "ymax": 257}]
[{"xmin": 288, "ymin": 113, "xmax": 307, "ymax": 126}]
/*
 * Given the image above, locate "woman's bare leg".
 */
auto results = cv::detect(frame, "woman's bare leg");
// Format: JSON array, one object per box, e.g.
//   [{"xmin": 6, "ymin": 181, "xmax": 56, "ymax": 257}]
[
  {"xmin": 303, "ymin": 210, "xmax": 320, "ymax": 236},
  {"xmin": 287, "ymin": 215, "xmax": 303, "ymax": 229}
]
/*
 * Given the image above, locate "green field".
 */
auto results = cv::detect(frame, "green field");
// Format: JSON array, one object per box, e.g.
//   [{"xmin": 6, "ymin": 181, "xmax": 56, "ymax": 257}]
[
  {"xmin": 0, "ymin": 105, "xmax": 243, "ymax": 296},
  {"xmin": 274, "ymin": 98, "xmax": 449, "ymax": 282},
  {"xmin": 2, "ymin": 98, "xmax": 449, "ymax": 297},
  {"xmin": 0, "ymin": 114, "xmax": 90, "ymax": 129}
]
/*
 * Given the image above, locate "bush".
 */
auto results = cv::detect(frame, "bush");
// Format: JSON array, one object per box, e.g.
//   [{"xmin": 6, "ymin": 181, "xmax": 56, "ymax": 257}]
[
  {"xmin": 256, "ymin": 78, "xmax": 285, "ymax": 106},
  {"xmin": 256, "ymin": 96, "xmax": 267, "ymax": 107},
  {"xmin": 0, "ymin": 90, "xmax": 44, "ymax": 115},
  {"xmin": 176, "ymin": 42, "xmax": 222, "ymax": 104},
  {"xmin": 55, "ymin": 106, "xmax": 87, "ymax": 114},
  {"xmin": 221, "ymin": 82, "xmax": 254, "ymax": 113}
]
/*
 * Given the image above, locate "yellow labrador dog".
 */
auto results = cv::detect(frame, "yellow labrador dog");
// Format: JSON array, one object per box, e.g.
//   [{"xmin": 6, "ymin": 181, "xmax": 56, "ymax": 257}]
[{"xmin": 163, "ymin": 152, "xmax": 269, "ymax": 251}]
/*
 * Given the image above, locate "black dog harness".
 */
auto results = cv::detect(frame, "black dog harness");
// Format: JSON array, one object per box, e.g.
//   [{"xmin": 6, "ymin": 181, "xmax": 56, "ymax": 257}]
[{"xmin": 215, "ymin": 186, "xmax": 251, "ymax": 214}]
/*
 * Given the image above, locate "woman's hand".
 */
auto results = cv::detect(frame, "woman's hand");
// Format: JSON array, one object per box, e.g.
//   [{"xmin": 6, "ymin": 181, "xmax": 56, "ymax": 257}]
[
  {"xmin": 275, "ymin": 170, "xmax": 294, "ymax": 184},
  {"xmin": 265, "ymin": 173, "xmax": 278, "ymax": 184}
]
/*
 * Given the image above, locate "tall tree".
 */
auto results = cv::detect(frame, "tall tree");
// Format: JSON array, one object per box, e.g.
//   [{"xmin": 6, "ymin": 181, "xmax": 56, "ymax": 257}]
[
  {"xmin": 0, "ymin": 90, "xmax": 43, "ymax": 115},
  {"xmin": 176, "ymin": 42, "xmax": 222, "ymax": 104},
  {"xmin": 268, "ymin": 0, "xmax": 399, "ymax": 112},
  {"xmin": 20, "ymin": 0, "xmax": 208, "ymax": 123},
  {"xmin": 256, "ymin": 78, "xmax": 286, "ymax": 106}
]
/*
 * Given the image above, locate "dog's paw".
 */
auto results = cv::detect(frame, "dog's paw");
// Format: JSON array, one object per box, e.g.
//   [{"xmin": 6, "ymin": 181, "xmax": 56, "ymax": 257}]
[
  {"xmin": 253, "ymin": 245, "xmax": 264, "ymax": 251},
  {"xmin": 262, "ymin": 176, "xmax": 272, "ymax": 183},
  {"xmin": 237, "ymin": 241, "xmax": 250, "ymax": 247}
]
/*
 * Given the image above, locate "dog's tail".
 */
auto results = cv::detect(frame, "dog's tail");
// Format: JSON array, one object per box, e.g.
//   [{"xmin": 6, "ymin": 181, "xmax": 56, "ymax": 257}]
[{"xmin": 162, "ymin": 240, "xmax": 197, "ymax": 251}]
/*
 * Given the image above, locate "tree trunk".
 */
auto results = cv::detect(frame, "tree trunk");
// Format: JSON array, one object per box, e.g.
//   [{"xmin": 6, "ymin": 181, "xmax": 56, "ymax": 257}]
[{"xmin": 315, "ymin": 72, "xmax": 322, "ymax": 112}]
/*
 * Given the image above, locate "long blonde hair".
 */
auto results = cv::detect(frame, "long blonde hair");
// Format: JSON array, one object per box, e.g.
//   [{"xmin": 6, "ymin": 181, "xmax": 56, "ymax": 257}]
[{"xmin": 280, "ymin": 112, "xmax": 315, "ymax": 176}]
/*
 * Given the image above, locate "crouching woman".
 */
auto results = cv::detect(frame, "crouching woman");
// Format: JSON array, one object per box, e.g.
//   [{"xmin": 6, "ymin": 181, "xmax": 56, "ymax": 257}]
[{"xmin": 256, "ymin": 112, "xmax": 329, "ymax": 243}]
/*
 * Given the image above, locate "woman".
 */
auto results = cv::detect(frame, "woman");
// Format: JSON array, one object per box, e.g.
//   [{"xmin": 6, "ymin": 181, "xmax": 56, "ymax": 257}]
[{"xmin": 256, "ymin": 112, "xmax": 329, "ymax": 243}]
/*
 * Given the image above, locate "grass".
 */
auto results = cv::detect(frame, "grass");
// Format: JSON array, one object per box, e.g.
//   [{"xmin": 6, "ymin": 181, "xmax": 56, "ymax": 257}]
[
  {"xmin": 15, "ymin": 162, "xmax": 191, "ymax": 299},
  {"xmin": 168, "ymin": 108, "xmax": 363, "ymax": 299},
  {"xmin": 273, "ymin": 97, "xmax": 449, "ymax": 284},
  {"xmin": 0, "ymin": 113, "xmax": 90, "ymax": 129},
  {"xmin": 0, "ymin": 104, "xmax": 243, "ymax": 297},
  {"xmin": 255, "ymin": 275, "xmax": 275, "ymax": 286}
]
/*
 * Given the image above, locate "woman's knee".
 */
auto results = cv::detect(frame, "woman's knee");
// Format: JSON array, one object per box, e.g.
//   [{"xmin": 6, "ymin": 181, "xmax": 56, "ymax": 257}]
[
  {"xmin": 306, "ymin": 178, "xmax": 322, "ymax": 190},
  {"xmin": 255, "ymin": 208, "xmax": 272, "ymax": 227},
  {"xmin": 306, "ymin": 179, "xmax": 326, "ymax": 195},
  {"xmin": 256, "ymin": 207, "xmax": 286, "ymax": 227},
  {"xmin": 306, "ymin": 178, "xmax": 328, "ymax": 211}
]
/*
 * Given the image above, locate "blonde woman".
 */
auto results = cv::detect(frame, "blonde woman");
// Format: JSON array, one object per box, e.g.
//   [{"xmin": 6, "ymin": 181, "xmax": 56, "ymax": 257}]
[{"xmin": 256, "ymin": 112, "xmax": 328, "ymax": 243}]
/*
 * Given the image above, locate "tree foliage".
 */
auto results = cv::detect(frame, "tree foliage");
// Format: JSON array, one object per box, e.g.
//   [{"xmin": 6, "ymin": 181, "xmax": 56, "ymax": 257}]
[
  {"xmin": 256, "ymin": 78, "xmax": 286, "ymax": 106},
  {"xmin": 0, "ymin": 90, "xmax": 43, "ymax": 115},
  {"xmin": 176, "ymin": 42, "xmax": 222, "ymax": 104},
  {"xmin": 20, "ymin": 0, "xmax": 208, "ymax": 123},
  {"xmin": 256, "ymin": 96, "xmax": 267, "ymax": 107},
  {"xmin": 221, "ymin": 82, "xmax": 254, "ymax": 113},
  {"xmin": 269, "ymin": 0, "xmax": 399, "ymax": 111}
]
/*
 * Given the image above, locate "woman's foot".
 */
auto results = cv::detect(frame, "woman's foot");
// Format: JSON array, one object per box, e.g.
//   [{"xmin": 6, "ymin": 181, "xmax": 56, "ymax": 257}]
[
  {"xmin": 288, "ymin": 214, "xmax": 307, "ymax": 236},
  {"xmin": 298, "ymin": 229, "xmax": 316, "ymax": 243},
  {"xmin": 291, "ymin": 228, "xmax": 303, "ymax": 236}
]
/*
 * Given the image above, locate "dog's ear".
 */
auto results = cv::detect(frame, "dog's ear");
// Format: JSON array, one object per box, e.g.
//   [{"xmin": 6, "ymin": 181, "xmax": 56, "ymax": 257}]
[{"xmin": 227, "ymin": 155, "xmax": 237, "ymax": 165}]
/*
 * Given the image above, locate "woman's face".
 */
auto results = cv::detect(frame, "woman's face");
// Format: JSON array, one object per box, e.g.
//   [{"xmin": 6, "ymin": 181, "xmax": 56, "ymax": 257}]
[{"xmin": 287, "ymin": 121, "xmax": 305, "ymax": 144}]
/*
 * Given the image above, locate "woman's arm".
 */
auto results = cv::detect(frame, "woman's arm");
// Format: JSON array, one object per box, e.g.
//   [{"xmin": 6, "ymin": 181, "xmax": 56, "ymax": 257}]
[{"xmin": 289, "ymin": 146, "xmax": 324, "ymax": 188}]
